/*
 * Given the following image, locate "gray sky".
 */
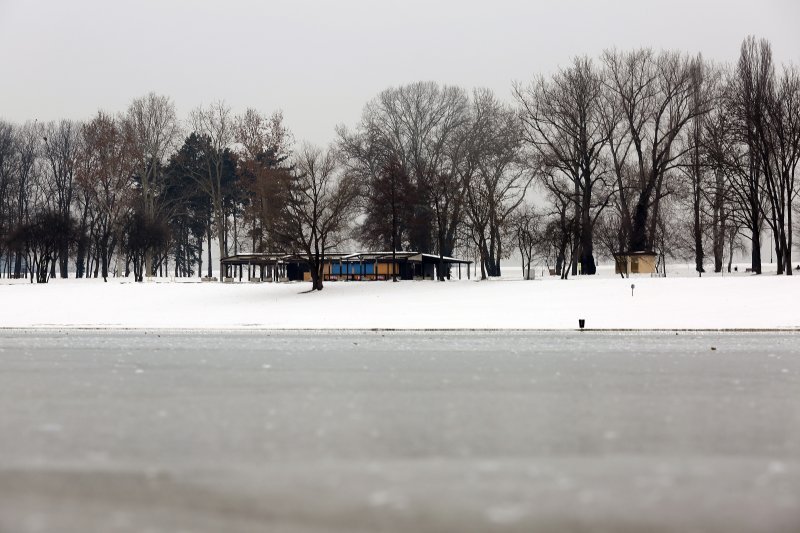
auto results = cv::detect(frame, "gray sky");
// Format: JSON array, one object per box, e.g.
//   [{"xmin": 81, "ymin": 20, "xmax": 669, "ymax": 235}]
[{"xmin": 1, "ymin": 0, "xmax": 798, "ymax": 145}]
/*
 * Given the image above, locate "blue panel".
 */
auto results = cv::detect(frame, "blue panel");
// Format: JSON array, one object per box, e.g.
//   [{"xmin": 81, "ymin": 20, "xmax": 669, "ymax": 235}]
[
  {"xmin": 331, "ymin": 263, "xmax": 376, "ymax": 276},
  {"xmin": 324, "ymin": 262, "xmax": 382, "ymax": 276}
]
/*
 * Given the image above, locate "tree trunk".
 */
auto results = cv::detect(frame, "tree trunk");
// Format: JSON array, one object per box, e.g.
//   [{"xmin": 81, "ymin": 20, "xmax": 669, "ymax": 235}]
[
  {"xmin": 630, "ymin": 184, "xmax": 654, "ymax": 252},
  {"xmin": 495, "ymin": 236, "xmax": 502, "ymax": 277},
  {"xmin": 751, "ymin": 227, "xmax": 761, "ymax": 274},
  {"xmin": 309, "ymin": 258, "xmax": 324, "ymax": 291},
  {"xmin": 555, "ymin": 250, "xmax": 564, "ymax": 276},
  {"xmin": 786, "ymin": 207, "xmax": 793, "ymax": 275},
  {"xmin": 693, "ymin": 213, "xmax": 703, "ymax": 276},
  {"xmin": 197, "ymin": 234, "xmax": 203, "ymax": 278},
  {"xmin": 712, "ymin": 220, "xmax": 724, "ymax": 273},
  {"xmin": 216, "ymin": 203, "xmax": 227, "ymax": 282},
  {"xmin": 712, "ymin": 168, "xmax": 724, "ymax": 273},
  {"xmin": 100, "ymin": 232, "xmax": 110, "ymax": 281},
  {"xmin": 13, "ymin": 247, "xmax": 23, "ymax": 278},
  {"xmin": 206, "ymin": 224, "xmax": 213, "ymax": 278},
  {"xmin": 578, "ymin": 214, "xmax": 596, "ymax": 275}
]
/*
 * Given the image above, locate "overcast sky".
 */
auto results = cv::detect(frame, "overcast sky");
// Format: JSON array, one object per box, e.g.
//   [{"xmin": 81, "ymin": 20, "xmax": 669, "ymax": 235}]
[{"xmin": 1, "ymin": 0, "xmax": 798, "ymax": 145}]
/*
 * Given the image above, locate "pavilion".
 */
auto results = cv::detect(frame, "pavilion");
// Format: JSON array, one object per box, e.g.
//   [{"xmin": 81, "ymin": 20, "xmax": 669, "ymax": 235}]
[{"xmin": 220, "ymin": 251, "xmax": 473, "ymax": 282}]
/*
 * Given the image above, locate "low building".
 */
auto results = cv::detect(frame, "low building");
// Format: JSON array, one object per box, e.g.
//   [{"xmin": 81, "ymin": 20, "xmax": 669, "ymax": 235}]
[
  {"xmin": 220, "ymin": 251, "xmax": 472, "ymax": 282},
  {"xmin": 612, "ymin": 251, "xmax": 658, "ymax": 276}
]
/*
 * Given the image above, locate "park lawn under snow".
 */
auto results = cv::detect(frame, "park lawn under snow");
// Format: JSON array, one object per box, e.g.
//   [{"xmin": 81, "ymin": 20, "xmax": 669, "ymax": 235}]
[{"xmin": 0, "ymin": 269, "xmax": 798, "ymax": 330}]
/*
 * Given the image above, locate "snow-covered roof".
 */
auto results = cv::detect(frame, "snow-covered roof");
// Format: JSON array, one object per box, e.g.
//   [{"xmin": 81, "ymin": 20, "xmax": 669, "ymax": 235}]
[{"xmin": 222, "ymin": 251, "xmax": 472, "ymax": 264}]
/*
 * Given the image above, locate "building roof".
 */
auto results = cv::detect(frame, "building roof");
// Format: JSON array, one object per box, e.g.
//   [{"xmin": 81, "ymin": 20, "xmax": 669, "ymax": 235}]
[
  {"xmin": 411, "ymin": 253, "xmax": 472, "ymax": 264},
  {"xmin": 612, "ymin": 250, "xmax": 657, "ymax": 257},
  {"xmin": 221, "ymin": 251, "xmax": 472, "ymax": 265},
  {"xmin": 220, "ymin": 252, "xmax": 352, "ymax": 265}
]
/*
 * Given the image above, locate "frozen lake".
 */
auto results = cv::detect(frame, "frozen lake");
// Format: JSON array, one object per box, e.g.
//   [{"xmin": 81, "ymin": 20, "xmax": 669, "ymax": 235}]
[{"xmin": 0, "ymin": 331, "xmax": 798, "ymax": 532}]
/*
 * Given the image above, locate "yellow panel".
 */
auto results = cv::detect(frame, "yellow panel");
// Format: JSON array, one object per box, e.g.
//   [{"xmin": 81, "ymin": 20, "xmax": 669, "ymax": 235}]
[{"xmin": 376, "ymin": 263, "xmax": 398, "ymax": 275}]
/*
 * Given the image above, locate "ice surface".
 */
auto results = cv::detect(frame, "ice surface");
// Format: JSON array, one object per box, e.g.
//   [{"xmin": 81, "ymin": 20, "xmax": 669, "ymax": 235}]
[{"xmin": 0, "ymin": 331, "xmax": 798, "ymax": 532}]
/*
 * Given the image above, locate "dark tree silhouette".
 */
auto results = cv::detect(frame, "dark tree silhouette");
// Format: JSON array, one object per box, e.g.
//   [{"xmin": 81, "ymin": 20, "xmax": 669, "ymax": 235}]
[
  {"xmin": 7, "ymin": 210, "xmax": 76, "ymax": 283},
  {"xmin": 121, "ymin": 209, "xmax": 170, "ymax": 282}
]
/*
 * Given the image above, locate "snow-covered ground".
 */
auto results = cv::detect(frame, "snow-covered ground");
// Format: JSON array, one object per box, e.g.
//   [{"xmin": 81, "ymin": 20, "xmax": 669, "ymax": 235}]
[{"xmin": 1, "ymin": 262, "xmax": 797, "ymax": 330}]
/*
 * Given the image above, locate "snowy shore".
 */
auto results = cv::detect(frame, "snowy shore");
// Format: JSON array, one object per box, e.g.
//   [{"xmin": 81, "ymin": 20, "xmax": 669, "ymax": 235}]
[{"xmin": 1, "ymin": 266, "xmax": 798, "ymax": 330}]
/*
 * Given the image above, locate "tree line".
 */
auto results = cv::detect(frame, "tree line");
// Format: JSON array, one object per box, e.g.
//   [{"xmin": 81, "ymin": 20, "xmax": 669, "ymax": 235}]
[
  {"xmin": 0, "ymin": 36, "xmax": 797, "ymax": 289},
  {"xmin": 514, "ymin": 37, "xmax": 799, "ymax": 277}
]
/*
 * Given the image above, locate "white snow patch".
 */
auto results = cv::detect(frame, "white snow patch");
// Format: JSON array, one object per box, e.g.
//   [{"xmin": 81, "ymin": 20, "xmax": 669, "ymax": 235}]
[{"xmin": 0, "ymin": 270, "xmax": 798, "ymax": 330}]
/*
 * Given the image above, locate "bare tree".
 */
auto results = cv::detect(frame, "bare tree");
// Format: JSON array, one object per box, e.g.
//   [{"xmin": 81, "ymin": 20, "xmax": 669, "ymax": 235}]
[
  {"xmin": 602, "ymin": 49, "xmax": 711, "ymax": 256},
  {"xmin": 364, "ymin": 155, "xmax": 409, "ymax": 281},
  {"xmin": 235, "ymin": 109, "xmax": 292, "ymax": 162},
  {"xmin": 511, "ymin": 204, "xmax": 542, "ymax": 280},
  {"xmin": 235, "ymin": 108, "xmax": 293, "ymax": 255},
  {"xmin": 7, "ymin": 122, "xmax": 46, "ymax": 278},
  {"xmin": 516, "ymin": 56, "xmax": 612, "ymax": 275},
  {"xmin": 338, "ymin": 114, "xmax": 415, "ymax": 259},
  {"xmin": 594, "ymin": 211, "xmax": 625, "ymax": 276},
  {"xmin": 762, "ymin": 64, "xmax": 800, "ymax": 274},
  {"xmin": 721, "ymin": 37, "xmax": 800, "ymax": 275},
  {"xmin": 189, "ymin": 101, "xmax": 237, "ymax": 279},
  {"xmin": 702, "ymin": 101, "xmax": 741, "ymax": 273},
  {"xmin": 676, "ymin": 55, "xmax": 722, "ymax": 275},
  {"xmin": 76, "ymin": 112, "xmax": 134, "ymax": 281},
  {"xmin": 7, "ymin": 210, "xmax": 76, "ymax": 283},
  {"xmin": 123, "ymin": 92, "xmax": 181, "ymax": 277},
  {"xmin": 0, "ymin": 121, "xmax": 15, "ymax": 277},
  {"xmin": 539, "ymin": 183, "xmax": 577, "ymax": 278},
  {"xmin": 735, "ymin": 38, "xmax": 785, "ymax": 274},
  {"xmin": 709, "ymin": 62, "xmax": 766, "ymax": 273},
  {"xmin": 338, "ymin": 82, "xmax": 471, "ymax": 279},
  {"xmin": 273, "ymin": 143, "xmax": 358, "ymax": 291},
  {"xmin": 41, "ymin": 120, "xmax": 81, "ymax": 278},
  {"xmin": 465, "ymin": 88, "xmax": 530, "ymax": 278}
]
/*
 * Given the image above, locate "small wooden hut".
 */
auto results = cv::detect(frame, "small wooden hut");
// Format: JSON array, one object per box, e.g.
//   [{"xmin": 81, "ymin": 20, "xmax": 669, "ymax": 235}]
[{"xmin": 612, "ymin": 251, "xmax": 658, "ymax": 276}]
